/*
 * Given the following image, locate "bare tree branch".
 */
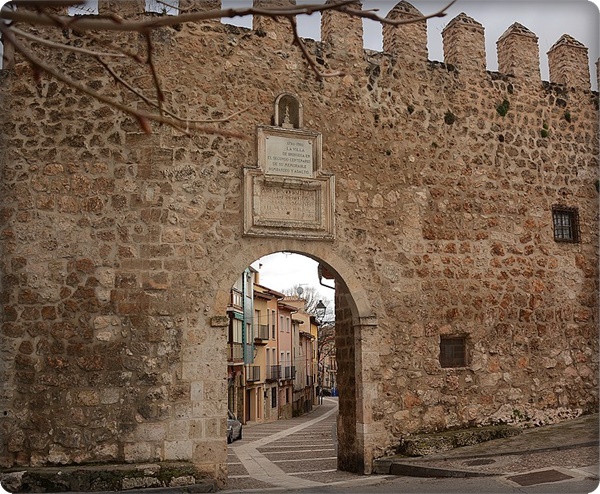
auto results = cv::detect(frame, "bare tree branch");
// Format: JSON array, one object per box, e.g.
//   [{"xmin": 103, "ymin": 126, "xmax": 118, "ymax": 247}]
[
  {"xmin": 1, "ymin": 2, "xmax": 360, "ymax": 31},
  {"xmin": 97, "ymin": 56, "xmax": 256, "ymax": 125},
  {"xmin": 344, "ymin": 0, "xmax": 457, "ymax": 26},
  {"xmin": 0, "ymin": 23, "xmax": 247, "ymax": 138},
  {"xmin": 289, "ymin": 15, "xmax": 344, "ymax": 81},
  {"xmin": 1, "ymin": 1, "xmax": 456, "ymax": 136},
  {"xmin": 10, "ymin": 26, "xmax": 127, "ymax": 58}
]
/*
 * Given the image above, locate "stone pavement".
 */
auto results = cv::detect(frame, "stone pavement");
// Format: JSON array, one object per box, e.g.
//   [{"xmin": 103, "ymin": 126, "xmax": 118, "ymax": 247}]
[
  {"xmin": 4, "ymin": 404, "xmax": 596, "ymax": 493},
  {"xmin": 227, "ymin": 402, "xmax": 599, "ymax": 493},
  {"xmin": 374, "ymin": 412, "xmax": 599, "ymax": 484},
  {"xmin": 223, "ymin": 397, "xmax": 362, "ymax": 492}
]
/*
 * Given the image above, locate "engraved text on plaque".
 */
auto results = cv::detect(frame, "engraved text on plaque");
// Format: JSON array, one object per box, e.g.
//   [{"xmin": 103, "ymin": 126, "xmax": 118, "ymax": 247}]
[
  {"xmin": 265, "ymin": 136, "xmax": 313, "ymax": 178},
  {"xmin": 244, "ymin": 125, "xmax": 334, "ymax": 240}
]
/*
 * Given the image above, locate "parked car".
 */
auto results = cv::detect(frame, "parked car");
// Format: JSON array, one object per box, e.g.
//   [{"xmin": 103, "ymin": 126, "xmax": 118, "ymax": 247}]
[{"xmin": 227, "ymin": 410, "xmax": 243, "ymax": 443}]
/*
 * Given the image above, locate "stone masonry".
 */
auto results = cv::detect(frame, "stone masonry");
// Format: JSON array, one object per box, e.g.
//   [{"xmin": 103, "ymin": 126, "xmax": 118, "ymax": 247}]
[{"xmin": 0, "ymin": 0, "xmax": 598, "ymax": 486}]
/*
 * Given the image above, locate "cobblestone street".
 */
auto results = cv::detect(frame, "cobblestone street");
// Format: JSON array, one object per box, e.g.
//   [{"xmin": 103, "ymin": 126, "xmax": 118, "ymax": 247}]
[{"xmin": 223, "ymin": 398, "xmax": 364, "ymax": 491}]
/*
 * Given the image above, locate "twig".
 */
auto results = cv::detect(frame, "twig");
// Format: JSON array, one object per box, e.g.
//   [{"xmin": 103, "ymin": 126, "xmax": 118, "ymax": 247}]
[
  {"xmin": 98, "ymin": 56, "xmax": 256, "ymax": 125},
  {"xmin": 289, "ymin": 16, "xmax": 344, "ymax": 81},
  {"xmin": 144, "ymin": 29, "xmax": 165, "ymax": 118},
  {"xmin": 10, "ymin": 26, "xmax": 127, "ymax": 58},
  {"xmin": 0, "ymin": 23, "xmax": 247, "ymax": 138},
  {"xmin": 342, "ymin": 0, "xmax": 457, "ymax": 26},
  {"xmin": 1, "ymin": 1, "xmax": 359, "ymax": 31}
]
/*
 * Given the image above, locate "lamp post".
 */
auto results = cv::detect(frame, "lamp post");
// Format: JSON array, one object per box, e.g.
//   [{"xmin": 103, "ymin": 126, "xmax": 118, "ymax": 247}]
[{"xmin": 315, "ymin": 300, "xmax": 326, "ymax": 405}]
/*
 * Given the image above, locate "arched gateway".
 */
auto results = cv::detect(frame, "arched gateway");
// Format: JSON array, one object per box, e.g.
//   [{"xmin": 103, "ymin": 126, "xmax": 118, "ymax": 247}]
[
  {"xmin": 0, "ymin": 1, "xmax": 597, "ymax": 491},
  {"xmin": 211, "ymin": 243, "xmax": 380, "ymax": 474}
]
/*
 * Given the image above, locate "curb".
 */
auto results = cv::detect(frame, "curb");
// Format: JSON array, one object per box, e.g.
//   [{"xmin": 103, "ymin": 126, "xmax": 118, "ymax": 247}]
[
  {"xmin": 388, "ymin": 462, "xmax": 496, "ymax": 478},
  {"xmin": 374, "ymin": 458, "xmax": 495, "ymax": 478}
]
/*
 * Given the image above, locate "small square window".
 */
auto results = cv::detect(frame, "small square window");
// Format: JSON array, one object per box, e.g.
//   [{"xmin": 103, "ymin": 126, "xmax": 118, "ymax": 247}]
[
  {"xmin": 552, "ymin": 206, "xmax": 580, "ymax": 243},
  {"xmin": 145, "ymin": 0, "xmax": 179, "ymax": 15},
  {"xmin": 440, "ymin": 336, "xmax": 466, "ymax": 368}
]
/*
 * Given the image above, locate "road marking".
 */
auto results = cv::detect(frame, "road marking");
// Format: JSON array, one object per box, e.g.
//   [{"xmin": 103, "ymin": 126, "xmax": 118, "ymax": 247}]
[
  {"xmin": 260, "ymin": 448, "xmax": 336, "ymax": 454},
  {"xmin": 272, "ymin": 457, "xmax": 338, "ymax": 463},
  {"xmin": 288, "ymin": 469, "xmax": 338, "ymax": 476}
]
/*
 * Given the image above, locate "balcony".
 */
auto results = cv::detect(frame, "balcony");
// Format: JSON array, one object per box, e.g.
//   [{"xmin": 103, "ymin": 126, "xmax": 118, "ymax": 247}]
[
  {"xmin": 228, "ymin": 289, "xmax": 243, "ymax": 311},
  {"xmin": 254, "ymin": 324, "xmax": 270, "ymax": 345},
  {"xmin": 228, "ymin": 343, "xmax": 243, "ymax": 363},
  {"xmin": 266, "ymin": 365, "xmax": 281, "ymax": 382},
  {"xmin": 282, "ymin": 366, "xmax": 296, "ymax": 380},
  {"xmin": 246, "ymin": 365, "xmax": 260, "ymax": 382}
]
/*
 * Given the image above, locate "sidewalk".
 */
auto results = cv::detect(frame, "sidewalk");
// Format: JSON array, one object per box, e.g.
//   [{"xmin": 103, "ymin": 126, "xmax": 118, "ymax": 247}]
[{"xmin": 374, "ymin": 412, "xmax": 599, "ymax": 482}]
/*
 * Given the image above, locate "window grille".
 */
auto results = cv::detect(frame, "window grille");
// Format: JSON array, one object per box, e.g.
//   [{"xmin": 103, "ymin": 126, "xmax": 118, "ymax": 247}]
[
  {"xmin": 440, "ymin": 335, "xmax": 467, "ymax": 368},
  {"xmin": 271, "ymin": 388, "xmax": 277, "ymax": 408},
  {"xmin": 68, "ymin": 0, "xmax": 99, "ymax": 15},
  {"xmin": 145, "ymin": 0, "xmax": 179, "ymax": 15},
  {"xmin": 552, "ymin": 206, "xmax": 580, "ymax": 243}
]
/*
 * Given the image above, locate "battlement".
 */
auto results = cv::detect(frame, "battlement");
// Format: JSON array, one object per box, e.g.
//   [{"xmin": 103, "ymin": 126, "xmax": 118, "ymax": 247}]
[{"xmin": 26, "ymin": 0, "xmax": 600, "ymax": 90}]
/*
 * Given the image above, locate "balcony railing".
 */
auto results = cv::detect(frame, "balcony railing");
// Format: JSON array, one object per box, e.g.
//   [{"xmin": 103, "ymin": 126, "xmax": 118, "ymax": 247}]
[
  {"xmin": 267, "ymin": 365, "xmax": 281, "ymax": 381},
  {"xmin": 229, "ymin": 289, "xmax": 242, "ymax": 310},
  {"xmin": 254, "ymin": 324, "xmax": 269, "ymax": 343},
  {"xmin": 246, "ymin": 365, "xmax": 260, "ymax": 382},
  {"xmin": 228, "ymin": 343, "xmax": 243, "ymax": 362},
  {"xmin": 283, "ymin": 366, "xmax": 296, "ymax": 380}
]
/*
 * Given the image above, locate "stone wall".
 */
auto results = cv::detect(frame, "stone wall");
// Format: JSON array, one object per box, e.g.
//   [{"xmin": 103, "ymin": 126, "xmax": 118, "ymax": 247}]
[{"xmin": 0, "ymin": 0, "xmax": 598, "ymax": 483}]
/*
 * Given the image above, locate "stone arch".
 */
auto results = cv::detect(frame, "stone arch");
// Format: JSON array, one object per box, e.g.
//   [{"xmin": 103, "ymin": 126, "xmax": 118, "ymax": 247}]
[
  {"xmin": 211, "ymin": 240, "xmax": 372, "ymax": 321},
  {"xmin": 206, "ymin": 238, "xmax": 380, "ymax": 474}
]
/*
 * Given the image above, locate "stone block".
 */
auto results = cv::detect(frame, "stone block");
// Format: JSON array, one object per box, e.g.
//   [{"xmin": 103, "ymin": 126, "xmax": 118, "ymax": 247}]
[{"xmin": 164, "ymin": 440, "xmax": 193, "ymax": 461}]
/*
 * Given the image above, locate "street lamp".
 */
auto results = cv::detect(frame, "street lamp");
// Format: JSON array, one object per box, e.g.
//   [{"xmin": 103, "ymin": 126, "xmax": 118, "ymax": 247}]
[
  {"xmin": 315, "ymin": 300, "xmax": 327, "ymax": 323},
  {"xmin": 315, "ymin": 300, "xmax": 327, "ymax": 405}
]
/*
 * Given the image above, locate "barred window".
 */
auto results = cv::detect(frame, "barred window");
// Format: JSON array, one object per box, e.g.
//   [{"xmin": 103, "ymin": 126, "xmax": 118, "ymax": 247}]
[
  {"xmin": 146, "ymin": 0, "xmax": 179, "ymax": 15},
  {"xmin": 440, "ymin": 336, "xmax": 467, "ymax": 368},
  {"xmin": 552, "ymin": 206, "xmax": 580, "ymax": 243},
  {"xmin": 68, "ymin": 0, "xmax": 98, "ymax": 15}
]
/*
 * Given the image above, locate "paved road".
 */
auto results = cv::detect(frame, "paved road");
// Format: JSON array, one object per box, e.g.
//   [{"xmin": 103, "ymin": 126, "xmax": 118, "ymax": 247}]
[
  {"xmin": 223, "ymin": 397, "xmax": 374, "ymax": 491},
  {"xmin": 222, "ymin": 397, "xmax": 599, "ymax": 494}
]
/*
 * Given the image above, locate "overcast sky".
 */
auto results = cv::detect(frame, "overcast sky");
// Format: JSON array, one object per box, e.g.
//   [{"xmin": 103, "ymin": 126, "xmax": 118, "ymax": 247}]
[
  {"xmin": 223, "ymin": 0, "xmax": 599, "ymax": 88},
  {"xmin": 251, "ymin": 253, "xmax": 335, "ymax": 302}
]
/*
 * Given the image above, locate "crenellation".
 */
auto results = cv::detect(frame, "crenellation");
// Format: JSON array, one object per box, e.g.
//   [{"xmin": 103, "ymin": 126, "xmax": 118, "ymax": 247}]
[
  {"xmin": 382, "ymin": 1, "xmax": 428, "ymax": 65},
  {"xmin": 98, "ymin": 0, "xmax": 145, "ymax": 16},
  {"xmin": 548, "ymin": 34, "xmax": 591, "ymax": 90},
  {"xmin": 321, "ymin": 0, "xmax": 364, "ymax": 59},
  {"xmin": 179, "ymin": 0, "xmax": 221, "ymax": 12},
  {"xmin": 252, "ymin": 0, "xmax": 296, "ymax": 41},
  {"xmin": 497, "ymin": 22, "xmax": 541, "ymax": 82},
  {"xmin": 442, "ymin": 13, "xmax": 486, "ymax": 73}
]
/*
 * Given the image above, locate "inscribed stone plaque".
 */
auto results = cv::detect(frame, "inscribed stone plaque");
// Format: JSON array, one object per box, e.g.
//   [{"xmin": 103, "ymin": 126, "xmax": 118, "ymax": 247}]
[
  {"xmin": 244, "ymin": 126, "xmax": 334, "ymax": 240},
  {"xmin": 265, "ymin": 135, "xmax": 313, "ymax": 178},
  {"xmin": 258, "ymin": 186, "xmax": 318, "ymax": 222}
]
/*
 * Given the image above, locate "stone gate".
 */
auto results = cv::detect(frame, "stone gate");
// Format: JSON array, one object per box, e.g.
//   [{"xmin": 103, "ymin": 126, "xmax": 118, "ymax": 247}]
[{"xmin": 0, "ymin": 0, "xmax": 598, "ymax": 488}]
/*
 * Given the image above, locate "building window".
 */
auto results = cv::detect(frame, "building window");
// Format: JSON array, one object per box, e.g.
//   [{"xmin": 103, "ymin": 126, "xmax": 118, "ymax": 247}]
[
  {"xmin": 440, "ymin": 335, "xmax": 467, "ymax": 368},
  {"xmin": 271, "ymin": 388, "xmax": 277, "ymax": 408},
  {"xmin": 145, "ymin": 0, "xmax": 179, "ymax": 15},
  {"xmin": 272, "ymin": 310, "xmax": 276, "ymax": 338},
  {"xmin": 68, "ymin": 0, "xmax": 98, "ymax": 15},
  {"xmin": 552, "ymin": 206, "xmax": 580, "ymax": 243}
]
